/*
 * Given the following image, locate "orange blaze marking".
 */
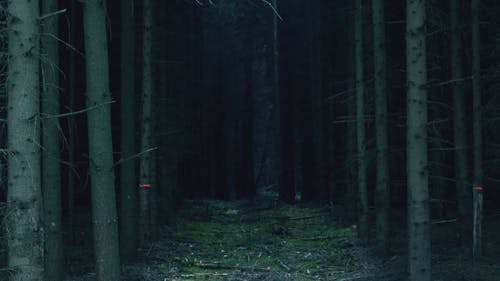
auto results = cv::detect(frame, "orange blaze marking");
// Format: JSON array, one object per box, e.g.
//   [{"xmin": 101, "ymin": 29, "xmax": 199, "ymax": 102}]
[{"xmin": 139, "ymin": 183, "xmax": 152, "ymax": 188}]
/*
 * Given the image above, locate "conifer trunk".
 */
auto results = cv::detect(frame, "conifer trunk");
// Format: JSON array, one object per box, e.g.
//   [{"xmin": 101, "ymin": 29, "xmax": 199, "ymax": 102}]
[
  {"xmin": 120, "ymin": 0, "xmax": 138, "ymax": 261},
  {"xmin": 471, "ymin": 0, "xmax": 482, "ymax": 187},
  {"xmin": 41, "ymin": 0, "xmax": 63, "ymax": 279},
  {"xmin": 139, "ymin": 0, "xmax": 155, "ymax": 243},
  {"xmin": 82, "ymin": 0, "xmax": 121, "ymax": 279},
  {"xmin": 450, "ymin": 0, "xmax": 470, "ymax": 245},
  {"xmin": 406, "ymin": 0, "xmax": 431, "ymax": 280},
  {"xmin": 354, "ymin": 0, "xmax": 368, "ymax": 241},
  {"xmin": 5, "ymin": 0, "xmax": 43, "ymax": 280},
  {"xmin": 372, "ymin": 0, "xmax": 389, "ymax": 256}
]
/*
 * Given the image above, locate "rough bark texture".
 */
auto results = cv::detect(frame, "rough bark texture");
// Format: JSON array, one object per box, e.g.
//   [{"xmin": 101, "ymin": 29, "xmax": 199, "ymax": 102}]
[
  {"xmin": 82, "ymin": 0, "xmax": 121, "ymax": 279},
  {"xmin": 5, "ymin": 1, "xmax": 43, "ymax": 280},
  {"xmin": 450, "ymin": 0, "xmax": 470, "ymax": 246},
  {"xmin": 41, "ymin": 0, "xmax": 63, "ymax": 279},
  {"xmin": 354, "ymin": 0, "xmax": 368, "ymax": 242},
  {"xmin": 471, "ymin": 0, "xmax": 482, "ymax": 187},
  {"xmin": 120, "ymin": 0, "xmax": 138, "ymax": 261},
  {"xmin": 139, "ymin": 0, "xmax": 155, "ymax": 244},
  {"xmin": 406, "ymin": 0, "xmax": 431, "ymax": 280},
  {"xmin": 372, "ymin": 0, "xmax": 389, "ymax": 256}
]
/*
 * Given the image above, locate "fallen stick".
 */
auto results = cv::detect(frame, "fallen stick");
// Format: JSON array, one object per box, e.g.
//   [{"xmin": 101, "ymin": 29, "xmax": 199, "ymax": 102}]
[
  {"xmin": 177, "ymin": 272, "xmax": 230, "ymax": 278},
  {"xmin": 430, "ymin": 218, "xmax": 458, "ymax": 225},
  {"xmin": 290, "ymin": 214, "xmax": 328, "ymax": 220},
  {"xmin": 193, "ymin": 262, "xmax": 271, "ymax": 272}
]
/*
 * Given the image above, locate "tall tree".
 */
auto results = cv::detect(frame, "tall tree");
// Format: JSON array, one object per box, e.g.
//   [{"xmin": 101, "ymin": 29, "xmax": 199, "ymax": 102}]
[
  {"xmin": 82, "ymin": 0, "xmax": 121, "ymax": 279},
  {"xmin": 5, "ymin": 0, "xmax": 43, "ymax": 280},
  {"xmin": 120, "ymin": 0, "xmax": 138, "ymax": 261},
  {"xmin": 372, "ymin": 0, "xmax": 389, "ymax": 256},
  {"xmin": 406, "ymin": 0, "xmax": 431, "ymax": 280},
  {"xmin": 41, "ymin": 0, "xmax": 63, "ymax": 279},
  {"xmin": 450, "ymin": 0, "xmax": 470, "ymax": 245},
  {"xmin": 66, "ymin": 0, "xmax": 78, "ymax": 244},
  {"xmin": 139, "ymin": 0, "xmax": 156, "ymax": 243},
  {"xmin": 471, "ymin": 0, "xmax": 482, "ymax": 188},
  {"xmin": 354, "ymin": 0, "xmax": 368, "ymax": 241}
]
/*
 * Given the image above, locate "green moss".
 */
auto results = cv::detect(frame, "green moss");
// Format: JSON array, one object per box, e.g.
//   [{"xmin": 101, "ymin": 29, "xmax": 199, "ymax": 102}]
[{"xmin": 153, "ymin": 199, "xmax": 355, "ymax": 280}]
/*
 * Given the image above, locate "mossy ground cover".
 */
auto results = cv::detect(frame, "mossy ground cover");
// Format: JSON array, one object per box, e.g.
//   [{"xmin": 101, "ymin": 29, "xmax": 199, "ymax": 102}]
[{"xmin": 131, "ymin": 198, "xmax": 358, "ymax": 281}]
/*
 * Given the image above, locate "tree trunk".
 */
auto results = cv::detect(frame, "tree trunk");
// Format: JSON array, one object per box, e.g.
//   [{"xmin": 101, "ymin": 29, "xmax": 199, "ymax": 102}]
[
  {"xmin": 471, "ymin": 0, "xmax": 482, "ymax": 187},
  {"xmin": 67, "ymin": 0, "xmax": 77, "ymax": 245},
  {"xmin": 5, "ymin": 0, "xmax": 43, "ymax": 280},
  {"xmin": 82, "ymin": 0, "xmax": 121, "ymax": 279},
  {"xmin": 41, "ymin": 0, "xmax": 63, "ymax": 279},
  {"xmin": 372, "ymin": 0, "xmax": 389, "ymax": 256},
  {"xmin": 120, "ymin": 0, "xmax": 138, "ymax": 261},
  {"xmin": 354, "ymin": 0, "xmax": 368, "ymax": 242},
  {"xmin": 406, "ymin": 0, "xmax": 431, "ymax": 280},
  {"xmin": 450, "ymin": 0, "xmax": 470, "ymax": 246},
  {"xmin": 139, "ymin": 0, "xmax": 155, "ymax": 243}
]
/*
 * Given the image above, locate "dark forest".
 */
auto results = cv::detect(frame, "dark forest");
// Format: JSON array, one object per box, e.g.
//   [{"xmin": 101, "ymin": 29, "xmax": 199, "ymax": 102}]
[{"xmin": 1, "ymin": 0, "xmax": 500, "ymax": 280}]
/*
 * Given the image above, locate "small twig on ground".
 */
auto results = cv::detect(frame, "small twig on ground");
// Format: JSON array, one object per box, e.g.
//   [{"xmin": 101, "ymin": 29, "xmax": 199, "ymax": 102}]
[
  {"xmin": 430, "ymin": 218, "xmax": 458, "ymax": 225},
  {"xmin": 177, "ymin": 272, "xmax": 230, "ymax": 278},
  {"xmin": 278, "ymin": 260, "xmax": 290, "ymax": 272},
  {"xmin": 193, "ymin": 262, "xmax": 271, "ymax": 272},
  {"xmin": 302, "ymin": 235, "xmax": 349, "ymax": 241},
  {"xmin": 290, "ymin": 214, "xmax": 327, "ymax": 220}
]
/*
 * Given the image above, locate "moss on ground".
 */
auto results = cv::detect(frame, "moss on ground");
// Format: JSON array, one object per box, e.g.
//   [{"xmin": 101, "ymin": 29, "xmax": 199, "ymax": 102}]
[{"xmin": 147, "ymin": 199, "xmax": 356, "ymax": 281}]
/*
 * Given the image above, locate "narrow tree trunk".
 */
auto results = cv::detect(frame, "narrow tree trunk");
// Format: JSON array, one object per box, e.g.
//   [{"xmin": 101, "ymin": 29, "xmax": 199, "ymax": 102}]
[
  {"xmin": 406, "ymin": 0, "xmax": 431, "ymax": 280},
  {"xmin": 67, "ymin": 0, "xmax": 77, "ymax": 245},
  {"xmin": 139, "ymin": 0, "xmax": 155, "ymax": 244},
  {"xmin": 120, "ymin": 0, "xmax": 138, "ymax": 261},
  {"xmin": 450, "ymin": 0, "xmax": 470, "ymax": 246},
  {"xmin": 372, "ymin": 0, "xmax": 389, "ymax": 256},
  {"xmin": 346, "ymin": 14, "xmax": 357, "ymax": 219},
  {"xmin": 471, "ymin": 0, "xmax": 482, "ymax": 187},
  {"xmin": 82, "ymin": 0, "xmax": 121, "ymax": 279},
  {"xmin": 272, "ymin": 0, "xmax": 281, "ymax": 195},
  {"xmin": 41, "ymin": 0, "xmax": 63, "ymax": 279},
  {"xmin": 5, "ymin": 1, "xmax": 43, "ymax": 280},
  {"xmin": 354, "ymin": 0, "xmax": 368, "ymax": 242}
]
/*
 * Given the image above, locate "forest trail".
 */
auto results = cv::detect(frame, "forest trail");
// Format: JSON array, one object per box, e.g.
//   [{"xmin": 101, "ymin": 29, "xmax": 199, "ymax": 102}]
[
  {"xmin": 65, "ymin": 196, "xmax": 500, "ymax": 281},
  {"xmin": 117, "ymin": 197, "xmax": 399, "ymax": 281}
]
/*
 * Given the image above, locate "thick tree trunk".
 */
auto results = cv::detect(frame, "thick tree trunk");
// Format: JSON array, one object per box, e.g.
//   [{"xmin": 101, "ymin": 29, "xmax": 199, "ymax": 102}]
[
  {"xmin": 406, "ymin": 0, "xmax": 431, "ymax": 280},
  {"xmin": 354, "ymin": 0, "xmax": 368, "ymax": 242},
  {"xmin": 372, "ymin": 0, "xmax": 389, "ymax": 256},
  {"xmin": 139, "ymin": 0, "xmax": 155, "ymax": 243},
  {"xmin": 82, "ymin": 0, "xmax": 121, "ymax": 279},
  {"xmin": 41, "ymin": 0, "xmax": 63, "ymax": 279},
  {"xmin": 5, "ymin": 1, "xmax": 43, "ymax": 280},
  {"xmin": 471, "ymin": 0, "xmax": 482, "ymax": 187},
  {"xmin": 120, "ymin": 0, "xmax": 138, "ymax": 261},
  {"xmin": 450, "ymin": 0, "xmax": 470, "ymax": 246}
]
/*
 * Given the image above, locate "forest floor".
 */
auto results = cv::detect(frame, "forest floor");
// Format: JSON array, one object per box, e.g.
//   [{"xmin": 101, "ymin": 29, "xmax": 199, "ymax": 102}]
[
  {"xmin": 67, "ymin": 193, "xmax": 500, "ymax": 281},
  {"xmin": 1, "ymin": 193, "xmax": 499, "ymax": 280}
]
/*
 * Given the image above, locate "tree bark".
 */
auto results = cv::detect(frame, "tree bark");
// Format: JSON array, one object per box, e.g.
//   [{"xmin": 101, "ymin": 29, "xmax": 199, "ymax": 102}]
[
  {"xmin": 139, "ymin": 0, "xmax": 155, "ymax": 244},
  {"xmin": 471, "ymin": 0, "xmax": 482, "ymax": 187},
  {"xmin": 5, "ymin": 0, "xmax": 43, "ymax": 280},
  {"xmin": 354, "ymin": 0, "xmax": 368, "ymax": 242},
  {"xmin": 82, "ymin": 0, "xmax": 121, "ymax": 279},
  {"xmin": 372, "ymin": 0, "xmax": 390, "ymax": 256},
  {"xmin": 41, "ymin": 0, "xmax": 63, "ymax": 279},
  {"xmin": 406, "ymin": 0, "xmax": 431, "ymax": 280},
  {"xmin": 450, "ymin": 0, "xmax": 470, "ymax": 246},
  {"xmin": 120, "ymin": 0, "xmax": 138, "ymax": 261}
]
